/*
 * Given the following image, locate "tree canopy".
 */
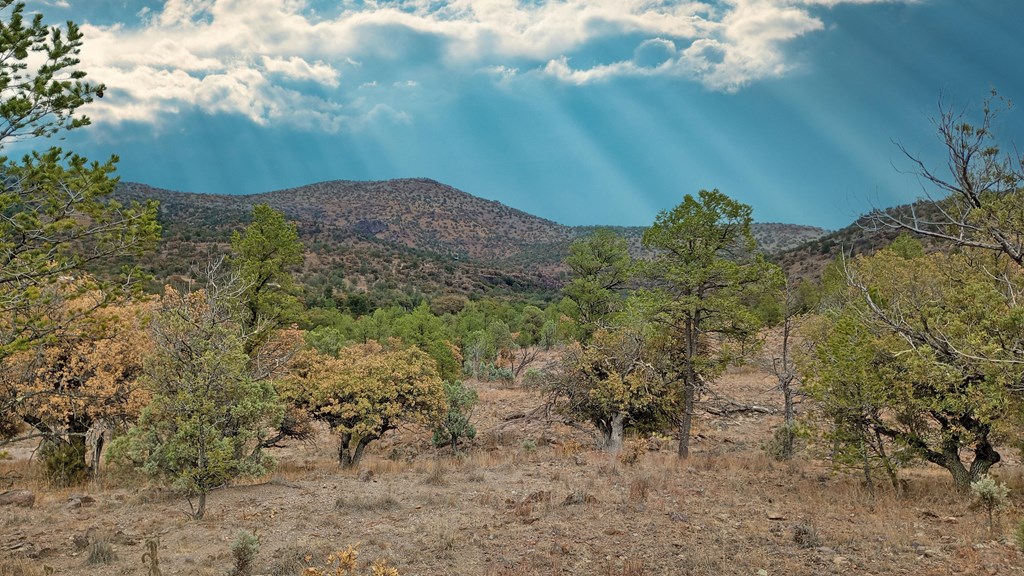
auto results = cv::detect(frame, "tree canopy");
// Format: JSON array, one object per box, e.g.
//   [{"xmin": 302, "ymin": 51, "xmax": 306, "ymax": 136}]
[
  {"xmin": 801, "ymin": 240, "xmax": 1023, "ymax": 491},
  {"xmin": 641, "ymin": 189, "xmax": 783, "ymax": 458},
  {"xmin": 0, "ymin": 1, "xmax": 160, "ymax": 361}
]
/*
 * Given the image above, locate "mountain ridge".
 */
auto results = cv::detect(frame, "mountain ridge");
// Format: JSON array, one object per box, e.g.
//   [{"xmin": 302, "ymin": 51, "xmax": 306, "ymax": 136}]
[{"xmin": 113, "ymin": 178, "xmax": 831, "ymax": 300}]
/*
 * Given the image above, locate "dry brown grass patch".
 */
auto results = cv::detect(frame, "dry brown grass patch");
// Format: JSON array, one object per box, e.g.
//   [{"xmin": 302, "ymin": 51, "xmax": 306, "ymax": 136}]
[{"xmin": 335, "ymin": 490, "xmax": 400, "ymax": 512}]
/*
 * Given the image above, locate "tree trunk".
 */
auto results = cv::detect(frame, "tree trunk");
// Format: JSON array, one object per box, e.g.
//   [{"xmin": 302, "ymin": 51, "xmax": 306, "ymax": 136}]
[
  {"xmin": 925, "ymin": 437, "xmax": 1000, "ymax": 493},
  {"xmin": 194, "ymin": 492, "xmax": 206, "ymax": 520},
  {"xmin": 942, "ymin": 452, "xmax": 972, "ymax": 493},
  {"xmin": 351, "ymin": 435, "xmax": 374, "ymax": 466},
  {"xmin": 780, "ymin": 385, "xmax": 794, "ymax": 459},
  {"xmin": 677, "ymin": 314, "xmax": 700, "ymax": 460},
  {"xmin": 339, "ymin": 433, "xmax": 353, "ymax": 468},
  {"xmin": 860, "ymin": 434, "xmax": 874, "ymax": 497},
  {"xmin": 91, "ymin": 434, "xmax": 104, "ymax": 477},
  {"xmin": 605, "ymin": 413, "xmax": 625, "ymax": 454},
  {"xmin": 677, "ymin": 381, "xmax": 695, "ymax": 459},
  {"xmin": 338, "ymin": 433, "xmax": 376, "ymax": 468},
  {"xmin": 968, "ymin": 438, "xmax": 1000, "ymax": 482}
]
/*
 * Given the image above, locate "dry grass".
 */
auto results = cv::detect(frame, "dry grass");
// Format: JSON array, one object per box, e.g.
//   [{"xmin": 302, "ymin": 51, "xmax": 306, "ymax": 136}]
[{"xmin": 3, "ymin": 371, "xmax": 1024, "ymax": 575}]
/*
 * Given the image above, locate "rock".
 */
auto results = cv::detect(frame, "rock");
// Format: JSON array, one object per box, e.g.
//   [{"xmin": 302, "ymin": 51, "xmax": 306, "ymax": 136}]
[
  {"xmin": 357, "ymin": 468, "xmax": 374, "ymax": 482},
  {"xmin": 111, "ymin": 530, "xmax": 138, "ymax": 546},
  {"xmin": 561, "ymin": 490, "xmax": 596, "ymax": 506},
  {"xmin": 72, "ymin": 528, "xmax": 96, "ymax": 550},
  {"xmin": 65, "ymin": 495, "xmax": 95, "ymax": 510},
  {"xmin": 766, "ymin": 510, "xmax": 786, "ymax": 520},
  {"xmin": 0, "ymin": 490, "xmax": 35, "ymax": 508}
]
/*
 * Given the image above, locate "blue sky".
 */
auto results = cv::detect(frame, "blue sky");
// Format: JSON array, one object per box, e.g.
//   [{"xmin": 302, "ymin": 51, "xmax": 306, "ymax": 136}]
[{"xmin": 26, "ymin": 0, "xmax": 1024, "ymax": 230}]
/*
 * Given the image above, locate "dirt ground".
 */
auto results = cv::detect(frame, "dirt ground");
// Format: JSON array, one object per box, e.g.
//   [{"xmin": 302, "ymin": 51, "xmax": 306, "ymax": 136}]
[{"xmin": 2, "ymin": 367, "xmax": 1023, "ymax": 575}]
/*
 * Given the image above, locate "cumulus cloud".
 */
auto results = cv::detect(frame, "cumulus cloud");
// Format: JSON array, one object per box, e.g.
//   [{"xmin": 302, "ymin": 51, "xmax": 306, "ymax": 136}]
[{"xmin": 78, "ymin": 0, "xmax": 910, "ymax": 129}]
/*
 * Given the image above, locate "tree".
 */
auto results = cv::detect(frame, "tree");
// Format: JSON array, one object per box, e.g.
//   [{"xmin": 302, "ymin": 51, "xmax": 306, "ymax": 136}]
[
  {"xmin": 641, "ymin": 190, "xmax": 783, "ymax": 458},
  {"xmin": 282, "ymin": 340, "xmax": 447, "ymax": 468},
  {"xmin": 515, "ymin": 305, "xmax": 546, "ymax": 347},
  {"xmin": 0, "ymin": 294, "xmax": 151, "ymax": 483},
  {"xmin": 563, "ymin": 228, "xmax": 633, "ymax": 340},
  {"xmin": 230, "ymin": 204, "xmax": 304, "ymax": 353},
  {"xmin": 393, "ymin": 302, "xmax": 462, "ymax": 382},
  {"xmin": 870, "ymin": 91, "xmax": 1024, "ymax": 267},
  {"xmin": 799, "ymin": 311, "xmax": 911, "ymax": 492},
  {"xmin": 762, "ymin": 276, "xmax": 818, "ymax": 460},
  {"xmin": 109, "ymin": 282, "xmax": 285, "ymax": 519},
  {"xmin": 0, "ymin": 1, "xmax": 160, "ymax": 360},
  {"xmin": 0, "ymin": 0, "xmax": 101, "ymax": 142},
  {"xmin": 547, "ymin": 318, "xmax": 666, "ymax": 452},
  {"xmin": 432, "ymin": 380, "xmax": 478, "ymax": 452},
  {"xmin": 800, "ymin": 241, "xmax": 1023, "ymax": 492}
]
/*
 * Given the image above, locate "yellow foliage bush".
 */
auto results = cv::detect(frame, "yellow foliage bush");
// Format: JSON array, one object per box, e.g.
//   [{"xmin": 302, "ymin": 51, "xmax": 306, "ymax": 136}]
[{"xmin": 301, "ymin": 545, "xmax": 399, "ymax": 576}]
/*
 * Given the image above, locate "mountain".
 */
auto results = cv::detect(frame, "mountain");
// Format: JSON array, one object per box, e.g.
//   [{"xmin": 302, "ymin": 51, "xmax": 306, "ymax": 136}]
[
  {"xmin": 114, "ymin": 178, "xmax": 829, "ymax": 301},
  {"xmin": 773, "ymin": 201, "xmax": 947, "ymax": 280}
]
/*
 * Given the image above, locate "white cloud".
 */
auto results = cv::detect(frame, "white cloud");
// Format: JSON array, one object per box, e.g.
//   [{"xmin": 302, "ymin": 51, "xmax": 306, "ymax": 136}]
[
  {"xmin": 78, "ymin": 0, "xmax": 911, "ymax": 129},
  {"xmin": 262, "ymin": 56, "xmax": 340, "ymax": 87}
]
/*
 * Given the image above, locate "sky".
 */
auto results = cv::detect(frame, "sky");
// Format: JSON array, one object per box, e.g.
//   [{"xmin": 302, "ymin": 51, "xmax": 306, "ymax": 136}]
[{"xmin": 21, "ymin": 0, "xmax": 1024, "ymax": 230}]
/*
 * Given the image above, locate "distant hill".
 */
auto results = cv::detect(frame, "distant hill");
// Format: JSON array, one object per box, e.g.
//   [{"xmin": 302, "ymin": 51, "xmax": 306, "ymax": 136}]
[
  {"xmin": 773, "ymin": 201, "xmax": 946, "ymax": 280},
  {"xmin": 114, "ymin": 178, "xmax": 829, "ymax": 301}
]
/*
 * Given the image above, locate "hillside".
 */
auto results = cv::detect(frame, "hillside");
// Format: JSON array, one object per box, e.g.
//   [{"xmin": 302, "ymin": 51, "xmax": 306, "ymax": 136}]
[
  {"xmin": 773, "ymin": 201, "xmax": 946, "ymax": 280},
  {"xmin": 114, "ymin": 179, "xmax": 828, "ymax": 300}
]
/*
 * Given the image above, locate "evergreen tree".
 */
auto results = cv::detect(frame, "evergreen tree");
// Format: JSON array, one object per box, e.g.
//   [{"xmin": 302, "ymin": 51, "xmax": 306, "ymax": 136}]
[{"xmin": 641, "ymin": 190, "xmax": 782, "ymax": 458}]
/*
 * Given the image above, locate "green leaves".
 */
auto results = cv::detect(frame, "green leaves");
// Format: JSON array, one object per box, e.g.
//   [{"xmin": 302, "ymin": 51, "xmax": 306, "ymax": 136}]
[
  {"xmin": 0, "ymin": 148, "xmax": 160, "ymax": 360},
  {"xmin": 109, "ymin": 287, "xmax": 284, "ymax": 518},
  {"xmin": 0, "ymin": 2, "xmax": 104, "ymax": 143},
  {"xmin": 563, "ymin": 228, "xmax": 633, "ymax": 338},
  {"xmin": 800, "ymin": 242, "xmax": 1024, "ymax": 490},
  {"xmin": 230, "ymin": 204, "xmax": 304, "ymax": 352},
  {"xmin": 432, "ymin": 380, "xmax": 478, "ymax": 451},
  {"xmin": 637, "ymin": 189, "xmax": 782, "ymax": 456},
  {"xmin": 0, "ymin": 3, "xmax": 159, "ymax": 362},
  {"xmin": 642, "ymin": 189, "xmax": 781, "ymax": 379}
]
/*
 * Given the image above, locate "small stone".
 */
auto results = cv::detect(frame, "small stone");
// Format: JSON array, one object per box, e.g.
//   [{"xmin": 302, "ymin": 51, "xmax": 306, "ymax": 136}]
[
  {"xmin": 832, "ymin": 555, "xmax": 849, "ymax": 565},
  {"xmin": 357, "ymin": 468, "xmax": 374, "ymax": 482},
  {"xmin": 0, "ymin": 490, "xmax": 35, "ymax": 508},
  {"xmin": 766, "ymin": 510, "xmax": 786, "ymax": 521}
]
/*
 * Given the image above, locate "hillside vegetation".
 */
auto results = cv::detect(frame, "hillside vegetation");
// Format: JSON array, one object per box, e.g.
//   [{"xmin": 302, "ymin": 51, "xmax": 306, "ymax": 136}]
[{"xmin": 115, "ymin": 179, "xmax": 826, "ymax": 301}]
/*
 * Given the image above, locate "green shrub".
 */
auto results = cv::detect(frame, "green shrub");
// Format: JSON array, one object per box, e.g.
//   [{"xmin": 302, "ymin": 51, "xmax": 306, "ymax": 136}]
[
  {"xmin": 971, "ymin": 474, "xmax": 1010, "ymax": 535},
  {"xmin": 229, "ymin": 530, "xmax": 260, "ymax": 576},
  {"xmin": 40, "ymin": 438, "xmax": 87, "ymax": 487},
  {"xmin": 487, "ymin": 364, "xmax": 513, "ymax": 383},
  {"xmin": 431, "ymin": 381, "xmax": 478, "ymax": 451}
]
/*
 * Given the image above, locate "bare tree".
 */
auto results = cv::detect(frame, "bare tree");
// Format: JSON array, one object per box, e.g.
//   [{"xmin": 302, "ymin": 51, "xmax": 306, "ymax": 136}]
[
  {"xmin": 869, "ymin": 91, "xmax": 1024, "ymax": 267},
  {"xmin": 765, "ymin": 280, "xmax": 804, "ymax": 459}
]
